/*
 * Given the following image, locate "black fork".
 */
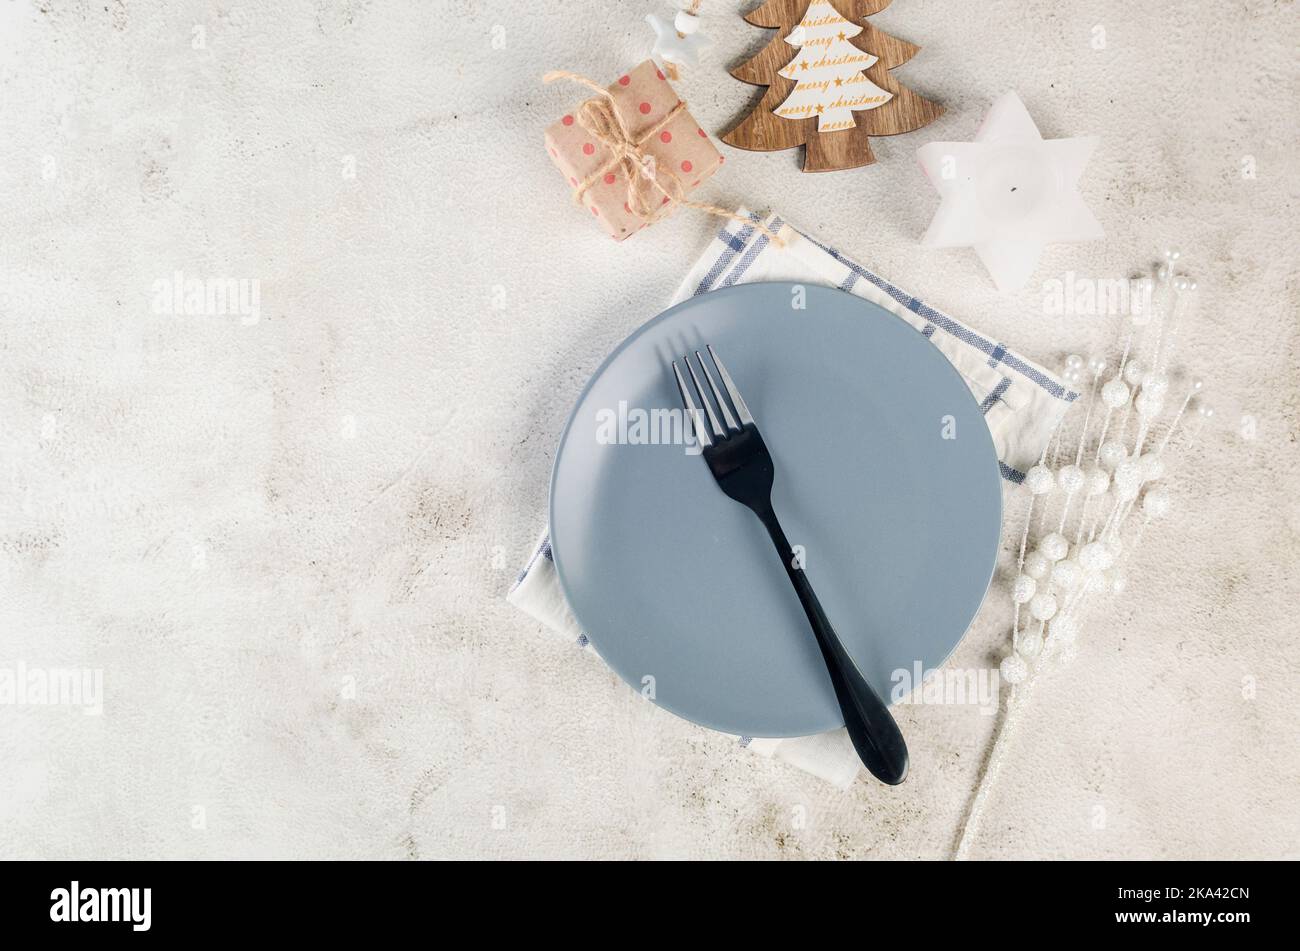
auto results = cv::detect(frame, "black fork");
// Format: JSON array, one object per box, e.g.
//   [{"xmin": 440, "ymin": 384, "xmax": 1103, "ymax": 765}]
[{"xmin": 672, "ymin": 345, "xmax": 909, "ymax": 785}]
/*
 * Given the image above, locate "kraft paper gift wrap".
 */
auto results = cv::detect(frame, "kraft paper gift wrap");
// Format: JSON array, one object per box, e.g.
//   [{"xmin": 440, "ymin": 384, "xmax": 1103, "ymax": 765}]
[{"xmin": 544, "ymin": 60, "xmax": 724, "ymax": 241}]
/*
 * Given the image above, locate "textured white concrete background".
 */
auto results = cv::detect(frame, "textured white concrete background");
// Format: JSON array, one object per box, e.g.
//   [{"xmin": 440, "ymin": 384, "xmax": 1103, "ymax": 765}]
[{"xmin": 0, "ymin": 0, "xmax": 1297, "ymax": 859}]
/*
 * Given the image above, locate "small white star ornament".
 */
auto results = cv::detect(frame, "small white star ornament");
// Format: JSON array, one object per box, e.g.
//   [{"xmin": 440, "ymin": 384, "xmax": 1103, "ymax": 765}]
[
  {"xmin": 647, "ymin": 8, "xmax": 712, "ymax": 69},
  {"xmin": 916, "ymin": 91, "xmax": 1103, "ymax": 293}
]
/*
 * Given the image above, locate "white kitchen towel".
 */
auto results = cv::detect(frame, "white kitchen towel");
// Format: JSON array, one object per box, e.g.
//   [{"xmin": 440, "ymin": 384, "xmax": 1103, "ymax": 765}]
[{"xmin": 509, "ymin": 209, "xmax": 1077, "ymax": 788}]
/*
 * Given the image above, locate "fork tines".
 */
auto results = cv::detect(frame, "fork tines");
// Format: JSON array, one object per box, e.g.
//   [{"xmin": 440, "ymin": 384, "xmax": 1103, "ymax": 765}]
[{"xmin": 671, "ymin": 345, "xmax": 754, "ymax": 448}]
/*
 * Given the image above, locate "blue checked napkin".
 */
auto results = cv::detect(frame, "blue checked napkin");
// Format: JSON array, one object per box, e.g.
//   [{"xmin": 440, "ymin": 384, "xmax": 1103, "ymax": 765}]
[{"xmin": 509, "ymin": 209, "xmax": 1076, "ymax": 787}]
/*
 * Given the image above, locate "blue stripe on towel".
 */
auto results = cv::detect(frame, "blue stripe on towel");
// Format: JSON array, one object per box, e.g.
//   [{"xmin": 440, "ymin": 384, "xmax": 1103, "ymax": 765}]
[
  {"xmin": 720, "ymin": 217, "xmax": 784, "ymax": 288},
  {"xmin": 695, "ymin": 213, "xmax": 763, "ymax": 296},
  {"xmin": 980, "ymin": 377, "xmax": 1011, "ymax": 414},
  {"xmin": 512, "ymin": 535, "xmax": 553, "ymax": 590}
]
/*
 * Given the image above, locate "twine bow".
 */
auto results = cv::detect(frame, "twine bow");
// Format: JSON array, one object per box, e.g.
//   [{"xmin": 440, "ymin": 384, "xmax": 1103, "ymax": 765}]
[{"xmin": 542, "ymin": 70, "xmax": 783, "ymax": 245}]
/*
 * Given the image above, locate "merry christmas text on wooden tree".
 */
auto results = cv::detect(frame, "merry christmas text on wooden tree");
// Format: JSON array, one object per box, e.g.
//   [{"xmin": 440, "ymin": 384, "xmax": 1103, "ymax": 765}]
[{"xmin": 723, "ymin": 0, "xmax": 942, "ymax": 172}]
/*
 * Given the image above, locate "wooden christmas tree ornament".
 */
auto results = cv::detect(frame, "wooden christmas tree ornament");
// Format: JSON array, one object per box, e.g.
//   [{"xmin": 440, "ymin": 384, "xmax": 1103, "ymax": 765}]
[{"xmin": 723, "ymin": 0, "xmax": 943, "ymax": 172}]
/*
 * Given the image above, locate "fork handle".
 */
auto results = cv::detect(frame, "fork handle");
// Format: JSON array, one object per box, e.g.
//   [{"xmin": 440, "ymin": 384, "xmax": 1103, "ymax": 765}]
[{"xmin": 757, "ymin": 508, "xmax": 910, "ymax": 786}]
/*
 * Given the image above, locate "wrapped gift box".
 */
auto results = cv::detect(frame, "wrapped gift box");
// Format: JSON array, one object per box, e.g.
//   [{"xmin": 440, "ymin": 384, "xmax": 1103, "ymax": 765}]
[{"xmin": 544, "ymin": 60, "xmax": 724, "ymax": 240}]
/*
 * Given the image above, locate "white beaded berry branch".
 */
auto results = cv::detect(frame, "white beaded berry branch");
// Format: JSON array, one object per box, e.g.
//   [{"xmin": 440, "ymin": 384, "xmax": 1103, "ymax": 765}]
[{"xmin": 954, "ymin": 250, "xmax": 1210, "ymax": 860}]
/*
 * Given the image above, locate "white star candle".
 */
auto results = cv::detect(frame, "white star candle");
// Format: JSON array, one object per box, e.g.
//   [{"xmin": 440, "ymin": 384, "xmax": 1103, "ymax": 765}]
[{"xmin": 917, "ymin": 91, "xmax": 1103, "ymax": 292}]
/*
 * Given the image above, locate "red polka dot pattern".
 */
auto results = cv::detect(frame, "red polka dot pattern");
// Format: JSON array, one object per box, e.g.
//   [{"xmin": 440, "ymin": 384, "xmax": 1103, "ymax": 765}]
[{"xmin": 548, "ymin": 63, "xmax": 730, "ymax": 239}]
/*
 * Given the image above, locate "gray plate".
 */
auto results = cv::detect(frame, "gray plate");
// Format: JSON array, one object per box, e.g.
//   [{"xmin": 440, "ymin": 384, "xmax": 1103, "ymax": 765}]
[{"xmin": 548, "ymin": 282, "xmax": 1002, "ymax": 737}]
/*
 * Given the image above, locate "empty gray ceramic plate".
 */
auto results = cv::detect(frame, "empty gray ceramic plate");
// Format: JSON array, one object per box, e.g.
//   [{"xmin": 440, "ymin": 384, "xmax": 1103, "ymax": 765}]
[{"xmin": 549, "ymin": 282, "xmax": 1001, "ymax": 737}]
